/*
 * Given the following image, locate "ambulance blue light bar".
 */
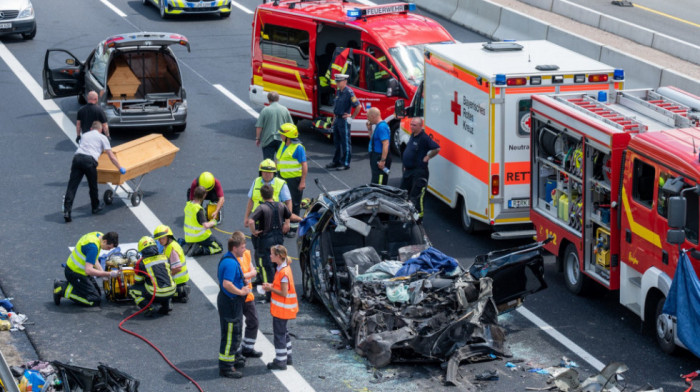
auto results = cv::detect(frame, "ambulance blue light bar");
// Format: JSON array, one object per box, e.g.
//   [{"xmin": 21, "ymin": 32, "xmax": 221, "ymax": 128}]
[
  {"xmin": 495, "ymin": 74, "xmax": 506, "ymax": 85},
  {"xmin": 347, "ymin": 3, "xmax": 415, "ymax": 18},
  {"xmin": 613, "ymin": 69, "xmax": 625, "ymax": 80}
]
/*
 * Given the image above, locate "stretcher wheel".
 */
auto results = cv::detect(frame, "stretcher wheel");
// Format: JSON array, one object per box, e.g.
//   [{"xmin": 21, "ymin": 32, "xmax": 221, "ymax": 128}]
[
  {"xmin": 131, "ymin": 190, "xmax": 143, "ymax": 206},
  {"xmin": 104, "ymin": 190, "xmax": 114, "ymax": 205}
]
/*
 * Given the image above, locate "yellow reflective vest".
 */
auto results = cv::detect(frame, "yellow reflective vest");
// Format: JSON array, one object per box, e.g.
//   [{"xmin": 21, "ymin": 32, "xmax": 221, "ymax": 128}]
[
  {"xmin": 275, "ymin": 143, "xmax": 302, "ymax": 179},
  {"xmin": 251, "ymin": 177, "xmax": 286, "ymax": 212},
  {"xmin": 135, "ymin": 254, "xmax": 176, "ymax": 297},
  {"xmin": 184, "ymin": 202, "xmax": 211, "ymax": 243},
  {"xmin": 66, "ymin": 232, "xmax": 102, "ymax": 276},
  {"xmin": 164, "ymin": 241, "xmax": 188, "ymax": 285}
]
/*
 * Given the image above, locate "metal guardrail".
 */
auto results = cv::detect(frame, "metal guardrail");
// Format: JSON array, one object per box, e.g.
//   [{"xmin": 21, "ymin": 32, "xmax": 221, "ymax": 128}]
[{"xmin": 0, "ymin": 349, "xmax": 20, "ymax": 392}]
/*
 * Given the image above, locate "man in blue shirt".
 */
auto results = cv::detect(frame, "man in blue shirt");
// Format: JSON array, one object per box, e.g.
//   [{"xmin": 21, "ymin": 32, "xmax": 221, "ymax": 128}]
[
  {"xmin": 401, "ymin": 117, "xmax": 440, "ymax": 222},
  {"xmin": 366, "ymin": 107, "xmax": 391, "ymax": 185},
  {"xmin": 217, "ymin": 231, "xmax": 252, "ymax": 379},
  {"xmin": 275, "ymin": 123, "xmax": 308, "ymax": 236},
  {"xmin": 326, "ymin": 74, "xmax": 361, "ymax": 171}
]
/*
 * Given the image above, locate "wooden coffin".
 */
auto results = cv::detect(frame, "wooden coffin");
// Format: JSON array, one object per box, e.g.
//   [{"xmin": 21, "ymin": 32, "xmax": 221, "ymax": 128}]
[{"xmin": 97, "ymin": 134, "xmax": 179, "ymax": 185}]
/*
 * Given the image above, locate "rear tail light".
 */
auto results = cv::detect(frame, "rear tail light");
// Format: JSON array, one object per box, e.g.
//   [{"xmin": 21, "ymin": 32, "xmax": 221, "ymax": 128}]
[
  {"xmin": 506, "ymin": 77, "xmax": 527, "ymax": 86},
  {"xmin": 491, "ymin": 175, "xmax": 500, "ymax": 196},
  {"xmin": 588, "ymin": 74, "xmax": 609, "ymax": 82}
]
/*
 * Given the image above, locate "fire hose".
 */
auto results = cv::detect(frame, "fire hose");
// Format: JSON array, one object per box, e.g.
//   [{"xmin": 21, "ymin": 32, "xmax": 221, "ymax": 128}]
[{"xmin": 118, "ymin": 268, "xmax": 204, "ymax": 392}]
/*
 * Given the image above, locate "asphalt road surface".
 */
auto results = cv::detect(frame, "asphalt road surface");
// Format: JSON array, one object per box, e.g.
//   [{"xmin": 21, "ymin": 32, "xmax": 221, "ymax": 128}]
[{"xmin": 0, "ymin": 0, "xmax": 698, "ymax": 391}]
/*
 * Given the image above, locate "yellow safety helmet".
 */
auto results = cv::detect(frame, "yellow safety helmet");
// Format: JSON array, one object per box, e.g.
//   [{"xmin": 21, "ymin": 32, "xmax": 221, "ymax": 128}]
[
  {"xmin": 153, "ymin": 225, "xmax": 173, "ymax": 240},
  {"xmin": 198, "ymin": 171, "xmax": 216, "ymax": 191},
  {"xmin": 259, "ymin": 159, "xmax": 277, "ymax": 173},
  {"xmin": 138, "ymin": 236, "xmax": 157, "ymax": 252},
  {"xmin": 279, "ymin": 123, "xmax": 299, "ymax": 139}
]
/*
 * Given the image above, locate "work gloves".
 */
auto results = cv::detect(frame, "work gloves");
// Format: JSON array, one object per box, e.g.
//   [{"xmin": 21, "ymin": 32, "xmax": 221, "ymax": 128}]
[{"xmin": 119, "ymin": 167, "xmax": 127, "ymax": 175}]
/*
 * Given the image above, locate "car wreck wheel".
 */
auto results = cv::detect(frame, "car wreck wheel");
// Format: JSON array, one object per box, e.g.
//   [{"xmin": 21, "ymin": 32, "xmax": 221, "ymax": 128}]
[
  {"xmin": 563, "ymin": 243, "xmax": 589, "ymax": 295},
  {"xmin": 301, "ymin": 261, "xmax": 317, "ymax": 304},
  {"xmin": 655, "ymin": 296, "xmax": 678, "ymax": 354}
]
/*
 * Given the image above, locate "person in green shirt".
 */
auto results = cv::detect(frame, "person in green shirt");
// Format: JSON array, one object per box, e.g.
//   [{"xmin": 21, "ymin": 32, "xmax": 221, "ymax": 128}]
[{"xmin": 255, "ymin": 91, "xmax": 293, "ymax": 160}]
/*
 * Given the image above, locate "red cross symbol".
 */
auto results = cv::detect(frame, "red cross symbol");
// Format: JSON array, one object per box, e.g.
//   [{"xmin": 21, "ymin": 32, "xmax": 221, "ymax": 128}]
[{"xmin": 450, "ymin": 91, "xmax": 460, "ymax": 125}]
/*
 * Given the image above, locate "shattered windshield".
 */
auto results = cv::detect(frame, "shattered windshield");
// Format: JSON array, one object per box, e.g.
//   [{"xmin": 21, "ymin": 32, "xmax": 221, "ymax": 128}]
[{"xmin": 388, "ymin": 41, "xmax": 452, "ymax": 86}]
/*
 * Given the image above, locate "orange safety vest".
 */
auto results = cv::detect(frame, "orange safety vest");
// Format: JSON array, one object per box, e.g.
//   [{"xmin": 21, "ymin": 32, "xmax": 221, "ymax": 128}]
[
  {"xmin": 240, "ymin": 250, "xmax": 254, "ymax": 303},
  {"xmin": 270, "ymin": 264, "xmax": 298, "ymax": 320}
]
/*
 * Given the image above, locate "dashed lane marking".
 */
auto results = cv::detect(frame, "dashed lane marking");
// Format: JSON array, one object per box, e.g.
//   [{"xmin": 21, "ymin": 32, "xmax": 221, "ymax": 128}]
[
  {"xmin": 100, "ymin": 0, "xmax": 127, "ymax": 17},
  {"xmin": 0, "ymin": 42, "xmax": 314, "ymax": 392}
]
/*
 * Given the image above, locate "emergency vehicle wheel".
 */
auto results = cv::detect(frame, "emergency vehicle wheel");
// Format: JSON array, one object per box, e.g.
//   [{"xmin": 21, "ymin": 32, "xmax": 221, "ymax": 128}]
[
  {"xmin": 654, "ymin": 296, "xmax": 679, "ymax": 354},
  {"xmin": 301, "ymin": 260, "xmax": 317, "ymax": 304},
  {"xmin": 131, "ymin": 191, "xmax": 143, "ymax": 207},
  {"xmin": 159, "ymin": 1, "xmax": 168, "ymax": 18},
  {"xmin": 563, "ymin": 243, "xmax": 589, "ymax": 295},
  {"xmin": 103, "ymin": 190, "xmax": 114, "ymax": 205},
  {"xmin": 460, "ymin": 198, "xmax": 478, "ymax": 234}
]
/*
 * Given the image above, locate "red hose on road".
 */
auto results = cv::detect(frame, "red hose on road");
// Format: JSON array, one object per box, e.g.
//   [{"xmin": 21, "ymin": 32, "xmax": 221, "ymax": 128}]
[{"xmin": 118, "ymin": 268, "xmax": 204, "ymax": 392}]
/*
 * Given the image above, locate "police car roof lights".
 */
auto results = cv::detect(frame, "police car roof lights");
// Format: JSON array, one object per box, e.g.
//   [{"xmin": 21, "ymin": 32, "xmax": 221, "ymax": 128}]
[
  {"xmin": 614, "ymin": 69, "xmax": 625, "ymax": 80},
  {"xmin": 346, "ymin": 3, "xmax": 415, "ymax": 19}
]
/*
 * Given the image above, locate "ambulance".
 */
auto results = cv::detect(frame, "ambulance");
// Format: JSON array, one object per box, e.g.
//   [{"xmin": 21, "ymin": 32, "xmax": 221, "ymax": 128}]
[
  {"xmin": 395, "ymin": 40, "xmax": 622, "ymax": 239},
  {"xmin": 249, "ymin": 1, "xmax": 454, "ymax": 143}
]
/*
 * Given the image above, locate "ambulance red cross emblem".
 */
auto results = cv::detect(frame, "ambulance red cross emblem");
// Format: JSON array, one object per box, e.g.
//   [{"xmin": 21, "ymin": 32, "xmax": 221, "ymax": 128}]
[{"xmin": 450, "ymin": 91, "xmax": 460, "ymax": 125}]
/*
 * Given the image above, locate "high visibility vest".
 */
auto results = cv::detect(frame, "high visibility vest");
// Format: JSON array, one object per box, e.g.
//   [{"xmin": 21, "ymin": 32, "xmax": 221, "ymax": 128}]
[
  {"xmin": 135, "ymin": 254, "xmax": 177, "ymax": 297},
  {"xmin": 240, "ymin": 250, "xmax": 254, "ymax": 302},
  {"xmin": 275, "ymin": 143, "xmax": 302, "ymax": 179},
  {"xmin": 165, "ymin": 241, "xmax": 188, "ymax": 285},
  {"xmin": 270, "ymin": 264, "xmax": 298, "ymax": 320},
  {"xmin": 251, "ymin": 177, "xmax": 286, "ymax": 212},
  {"xmin": 66, "ymin": 232, "xmax": 102, "ymax": 276},
  {"xmin": 325, "ymin": 48, "xmax": 352, "ymax": 88},
  {"xmin": 184, "ymin": 201, "xmax": 211, "ymax": 243},
  {"xmin": 374, "ymin": 55, "xmax": 389, "ymax": 80}
]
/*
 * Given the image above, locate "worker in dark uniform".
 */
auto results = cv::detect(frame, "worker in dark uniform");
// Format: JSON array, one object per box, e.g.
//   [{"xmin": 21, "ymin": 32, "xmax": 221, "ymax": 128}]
[
  {"xmin": 325, "ymin": 74, "xmax": 361, "ymax": 171},
  {"xmin": 129, "ymin": 236, "xmax": 177, "ymax": 316},
  {"xmin": 54, "ymin": 231, "xmax": 119, "ymax": 307},
  {"xmin": 400, "ymin": 117, "xmax": 440, "ymax": 222},
  {"xmin": 217, "ymin": 232, "xmax": 251, "ymax": 379},
  {"xmin": 247, "ymin": 185, "xmax": 301, "ymax": 301}
]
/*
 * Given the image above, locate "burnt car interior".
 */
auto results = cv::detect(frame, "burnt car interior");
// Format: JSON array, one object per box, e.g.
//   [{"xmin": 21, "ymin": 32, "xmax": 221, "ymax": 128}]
[{"xmin": 107, "ymin": 49, "xmax": 181, "ymax": 105}]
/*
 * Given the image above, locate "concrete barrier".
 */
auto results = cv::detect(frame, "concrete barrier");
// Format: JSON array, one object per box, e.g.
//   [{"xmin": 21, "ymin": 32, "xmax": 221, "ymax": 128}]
[
  {"xmin": 660, "ymin": 69, "xmax": 700, "ymax": 97},
  {"xmin": 547, "ymin": 26, "xmax": 603, "ymax": 61},
  {"xmin": 651, "ymin": 33, "xmax": 700, "ymax": 66},
  {"xmin": 598, "ymin": 15, "xmax": 656, "ymax": 47},
  {"xmin": 519, "ymin": 0, "xmax": 553, "ymax": 10},
  {"xmin": 413, "ymin": 0, "xmax": 459, "ymax": 21},
  {"xmin": 552, "ymin": 0, "xmax": 600, "ymax": 28},
  {"xmin": 492, "ymin": 7, "xmax": 549, "ymax": 40},
  {"xmin": 451, "ymin": 0, "xmax": 502, "ymax": 38},
  {"xmin": 599, "ymin": 46, "xmax": 662, "ymax": 89}
]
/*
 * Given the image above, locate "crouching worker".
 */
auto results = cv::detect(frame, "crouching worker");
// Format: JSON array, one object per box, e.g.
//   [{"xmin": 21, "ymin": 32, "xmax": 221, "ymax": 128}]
[
  {"xmin": 129, "ymin": 236, "xmax": 177, "ymax": 316},
  {"xmin": 54, "ymin": 232, "xmax": 120, "ymax": 307},
  {"xmin": 153, "ymin": 225, "xmax": 190, "ymax": 303},
  {"xmin": 184, "ymin": 186, "xmax": 223, "ymax": 257},
  {"xmin": 262, "ymin": 245, "xmax": 298, "ymax": 371}
]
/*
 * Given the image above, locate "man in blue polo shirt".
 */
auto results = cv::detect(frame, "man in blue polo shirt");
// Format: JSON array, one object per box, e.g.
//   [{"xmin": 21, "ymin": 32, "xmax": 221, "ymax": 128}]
[
  {"xmin": 326, "ymin": 73, "xmax": 361, "ymax": 171},
  {"xmin": 217, "ymin": 231, "xmax": 252, "ymax": 379},
  {"xmin": 366, "ymin": 107, "xmax": 391, "ymax": 185},
  {"xmin": 401, "ymin": 117, "xmax": 440, "ymax": 222}
]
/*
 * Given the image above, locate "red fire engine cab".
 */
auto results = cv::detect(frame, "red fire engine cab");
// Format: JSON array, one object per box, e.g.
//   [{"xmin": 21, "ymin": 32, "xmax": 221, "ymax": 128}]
[
  {"xmin": 530, "ymin": 87, "xmax": 700, "ymax": 354},
  {"xmin": 249, "ymin": 0, "xmax": 454, "ymax": 145}
]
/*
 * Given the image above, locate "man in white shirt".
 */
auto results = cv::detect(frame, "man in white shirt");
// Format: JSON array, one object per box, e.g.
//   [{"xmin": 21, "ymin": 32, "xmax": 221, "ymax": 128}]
[{"xmin": 63, "ymin": 121, "xmax": 125, "ymax": 222}]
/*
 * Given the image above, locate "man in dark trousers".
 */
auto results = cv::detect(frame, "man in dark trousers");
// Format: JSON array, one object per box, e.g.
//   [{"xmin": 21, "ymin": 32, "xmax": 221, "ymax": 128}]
[
  {"xmin": 366, "ymin": 107, "xmax": 391, "ymax": 185},
  {"xmin": 325, "ymin": 73, "xmax": 361, "ymax": 171},
  {"xmin": 63, "ymin": 121, "xmax": 125, "ymax": 222},
  {"xmin": 400, "ymin": 117, "xmax": 440, "ymax": 223},
  {"xmin": 217, "ymin": 232, "xmax": 252, "ymax": 379},
  {"xmin": 76, "ymin": 91, "xmax": 109, "ymax": 140},
  {"xmin": 247, "ymin": 185, "xmax": 301, "ymax": 301}
]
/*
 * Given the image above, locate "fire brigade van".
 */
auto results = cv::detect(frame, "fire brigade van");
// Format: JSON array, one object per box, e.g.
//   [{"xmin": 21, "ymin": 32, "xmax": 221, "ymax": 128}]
[
  {"xmin": 530, "ymin": 87, "xmax": 700, "ymax": 354},
  {"xmin": 249, "ymin": 1, "xmax": 453, "ymax": 142},
  {"xmin": 395, "ymin": 41, "xmax": 622, "ymax": 239}
]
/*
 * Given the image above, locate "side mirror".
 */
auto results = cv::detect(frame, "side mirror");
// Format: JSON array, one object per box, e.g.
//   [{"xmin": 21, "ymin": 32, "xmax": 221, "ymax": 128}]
[
  {"xmin": 395, "ymin": 99, "xmax": 406, "ymax": 118},
  {"xmin": 667, "ymin": 229, "xmax": 686, "ymax": 245},
  {"xmin": 667, "ymin": 196, "xmax": 686, "ymax": 228},
  {"xmin": 387, "ymin": 78, "xmax": 399, "ymax": 97}
]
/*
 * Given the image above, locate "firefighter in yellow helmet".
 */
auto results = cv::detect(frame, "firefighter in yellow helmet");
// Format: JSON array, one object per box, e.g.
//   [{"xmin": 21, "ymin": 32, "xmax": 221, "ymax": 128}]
[
  {"xmin": 275, "ymin": 123, "xmax": 308, "ymax": 237},
  {"xmin": 189, "ymin": 171, "xmax": 225, "ymax": 223},
  {"xmin": 128, "ymin": 236, "xmax": 177, "ymax": 316},
  {"xmin": 154, "ymin": 225, "xmax": 190, "ymax": 303}
]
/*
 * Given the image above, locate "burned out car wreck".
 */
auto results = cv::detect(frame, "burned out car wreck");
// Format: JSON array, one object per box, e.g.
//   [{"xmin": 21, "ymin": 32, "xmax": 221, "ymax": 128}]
[{"xmin": 297, "ymin": 183, "xmax": 549, "ymax": 371}]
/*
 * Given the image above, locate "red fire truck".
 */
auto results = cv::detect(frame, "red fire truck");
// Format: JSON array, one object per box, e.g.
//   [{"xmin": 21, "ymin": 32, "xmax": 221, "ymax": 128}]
[
  {"xmin": 530, "ymin": 87, "xmax": 700, "ymax": 353},
  {"xmin": 249, "ymin": 1, "xmax": 453, "ymax": 144}
]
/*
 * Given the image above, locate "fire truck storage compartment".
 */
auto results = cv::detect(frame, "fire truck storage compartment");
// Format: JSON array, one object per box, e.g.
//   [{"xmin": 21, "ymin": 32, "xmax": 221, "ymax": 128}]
[{"xmin": 107, "ymin": 50, "xmax": 181, "ymax": 101}]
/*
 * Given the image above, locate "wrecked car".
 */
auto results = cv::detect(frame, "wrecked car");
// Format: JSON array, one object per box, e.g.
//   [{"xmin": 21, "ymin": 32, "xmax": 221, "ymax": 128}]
[
  {"xmin": 298, "ymin": 182, "xmax": 549, "ymax": 367},
  {"xmin": 42, "ymin": 32, "xmax": 190, "ymax": 132}
]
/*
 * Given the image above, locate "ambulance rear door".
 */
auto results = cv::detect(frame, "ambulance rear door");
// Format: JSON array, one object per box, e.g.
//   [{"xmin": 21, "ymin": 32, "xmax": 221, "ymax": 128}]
[{"xmin": 252, "ymin": 12, "xmax": 316, "ymax": 119}]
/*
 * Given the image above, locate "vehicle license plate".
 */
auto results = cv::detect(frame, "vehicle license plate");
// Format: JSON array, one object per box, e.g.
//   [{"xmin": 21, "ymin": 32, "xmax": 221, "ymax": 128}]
[
  {"xmin": 194, "ymin": 2, "xmax": 209, "ymax": 7},
  {"xmin": 0, "ymin": 23, "xmax": 11, "ymax": 30},
  {"xmin": 508, "ymin": 198, "xmax": 529, "ymax": 208}
]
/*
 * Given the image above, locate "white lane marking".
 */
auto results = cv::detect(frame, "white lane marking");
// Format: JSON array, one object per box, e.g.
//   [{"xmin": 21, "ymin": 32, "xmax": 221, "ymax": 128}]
[
  {"xmin": 100, "ymin": 0, "xmax": 128, "ymax": 17},
  {"xmin": 0, "ymin": 42, "xmax": 314, "ymax": 392},
  {"xmin": 231, "ymin": 1, "xmax": 253, "ymax": 14},
  {"xmin": 212, "ymin": 84, "xmax": 352, "ymax": 189},
  {"xmin": 516, "ymin": 306, "xmax": 605, "ymax": 371}
]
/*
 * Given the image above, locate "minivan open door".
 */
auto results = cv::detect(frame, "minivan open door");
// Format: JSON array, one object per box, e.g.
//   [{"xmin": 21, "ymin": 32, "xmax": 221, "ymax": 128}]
[{"xmin": 43, "ymin": 49, "xmax": 82, "ymax": 99}]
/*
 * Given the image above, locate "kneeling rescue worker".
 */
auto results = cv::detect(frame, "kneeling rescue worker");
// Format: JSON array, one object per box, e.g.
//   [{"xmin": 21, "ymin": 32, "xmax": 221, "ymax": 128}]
[
  {"xmin": 128, "ymin": 236, "xmax": 177, "ymax": 316},
  {"xmin": 54, "ymin": 232, "xmax": 120, "ymax": 307},
  {"xmin": 153, "ymin": 225, "xmax": 190, "ymax": 303},
  {"xmin": 189, "ymin": 171, "xmax": 225, "ymax": 223},
  {"xmin": 184, "ymin": 186, "xmax": 223, "ymax": 256}
]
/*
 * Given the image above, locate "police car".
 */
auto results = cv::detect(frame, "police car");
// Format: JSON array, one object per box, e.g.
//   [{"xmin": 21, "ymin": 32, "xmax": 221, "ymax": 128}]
[{"xmin": 142, "ymin": 0, "xmax": 232, "ymax": 19}]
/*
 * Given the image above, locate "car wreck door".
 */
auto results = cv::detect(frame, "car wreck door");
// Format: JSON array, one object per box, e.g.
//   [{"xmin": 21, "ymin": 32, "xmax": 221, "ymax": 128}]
[{"xmin": 43, "ymin": 49, "xmax": 82, "ymax": 99}]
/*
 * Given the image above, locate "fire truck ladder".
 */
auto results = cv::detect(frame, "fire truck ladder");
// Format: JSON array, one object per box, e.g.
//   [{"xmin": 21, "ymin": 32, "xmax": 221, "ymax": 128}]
[
  {"xmin": 617, "ymin": 90, "xmax": 693, "ymax": 128},
  {"xmin": 555, "ymin": 94, "xmax": 646, "ymax": 133}
]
